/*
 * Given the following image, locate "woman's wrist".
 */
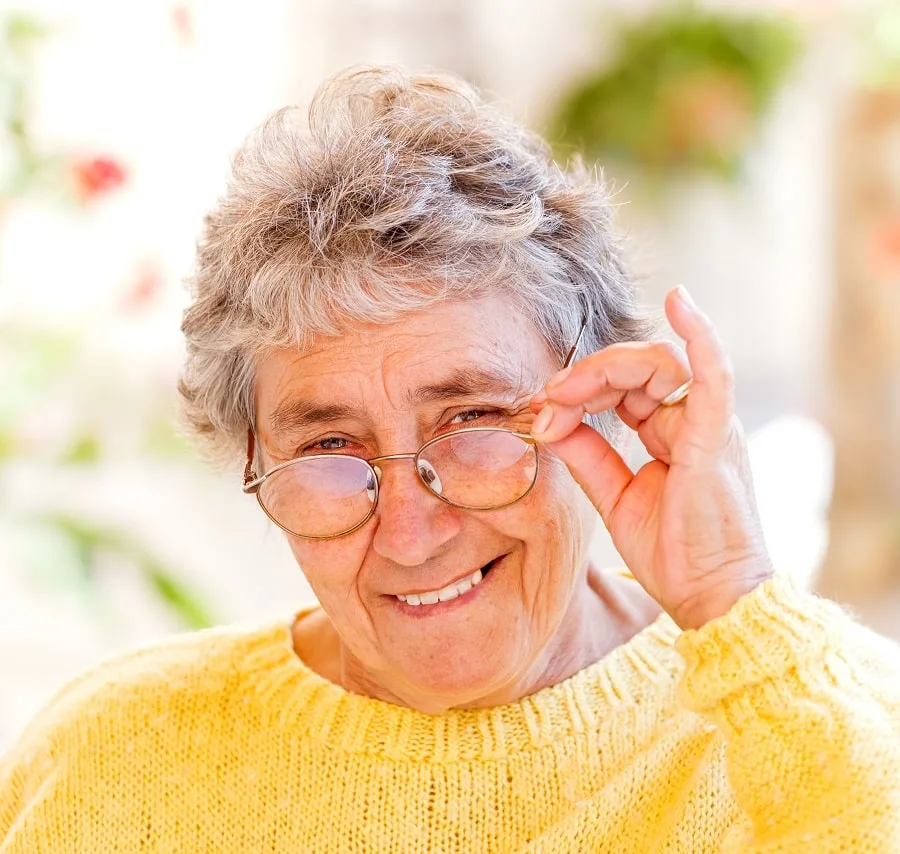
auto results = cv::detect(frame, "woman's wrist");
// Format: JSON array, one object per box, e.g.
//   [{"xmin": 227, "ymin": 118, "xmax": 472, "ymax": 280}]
[{"xmin": 671, "ymin": 564, "xmax": 774, "ymax": 631}]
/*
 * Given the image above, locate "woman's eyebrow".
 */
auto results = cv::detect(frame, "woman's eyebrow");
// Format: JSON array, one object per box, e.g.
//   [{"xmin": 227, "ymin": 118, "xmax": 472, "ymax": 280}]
[
  {"xmin": 268, "ymin": 400, "xmax": 363, "ymax": 435},
  {"xmin": 409, "ymin": 366, "xmax": 529, "ymax": 405}
]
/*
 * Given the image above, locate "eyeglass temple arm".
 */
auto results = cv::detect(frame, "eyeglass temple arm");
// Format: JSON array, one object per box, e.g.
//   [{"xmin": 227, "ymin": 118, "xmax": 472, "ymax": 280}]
[
  {"xmin": 243, "ymin": 430, "xmax": 259, "ymax": 492},
  {"xmin": 563, "ymin": 314, "xmax": 588, "ymax": 369}
]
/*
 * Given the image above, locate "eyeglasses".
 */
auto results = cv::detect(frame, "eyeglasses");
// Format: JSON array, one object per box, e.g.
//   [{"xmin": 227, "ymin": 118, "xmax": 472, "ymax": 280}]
[
  {"xmin": 243, "ymin": 427, "xmax": 539, "ymax": 539},
  {"xmin": 242, "ymin": 315, "xmax": 587, "ymax": 540}
]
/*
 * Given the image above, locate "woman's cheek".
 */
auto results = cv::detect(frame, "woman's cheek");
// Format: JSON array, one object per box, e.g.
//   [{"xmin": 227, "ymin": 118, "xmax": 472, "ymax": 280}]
[{"xmin": 287, "ymin": 532, "xmax": 370, "ymax": 598}]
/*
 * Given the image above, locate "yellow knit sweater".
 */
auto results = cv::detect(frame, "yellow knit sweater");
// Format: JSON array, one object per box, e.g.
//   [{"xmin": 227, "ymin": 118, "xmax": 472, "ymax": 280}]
[{"xmin": 2, "ymin": 575, "xmax": 899, "ymax": 852}]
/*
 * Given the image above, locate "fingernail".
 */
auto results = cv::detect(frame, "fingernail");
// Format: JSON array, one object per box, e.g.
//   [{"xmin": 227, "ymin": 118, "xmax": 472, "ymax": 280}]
[
  {"xmin": 531, "ymin": 404, "xmax": 554, "ymax": 436},
  {"xmin": 547, "ymin": 366, "xmax": 572, "ymax": 388},
  {"xmin": 676, "ymin": 285, "xmax": 698, "ymax": 311},
  {"xmin": 531, "ymin": 390, "xmax": 548, "ymax": 406}
]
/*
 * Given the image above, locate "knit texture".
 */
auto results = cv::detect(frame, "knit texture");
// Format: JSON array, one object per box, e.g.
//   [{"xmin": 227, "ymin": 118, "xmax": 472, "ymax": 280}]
[{"xmin": 2, "ymin": 575, "xmax": 899, "ymax": 852}]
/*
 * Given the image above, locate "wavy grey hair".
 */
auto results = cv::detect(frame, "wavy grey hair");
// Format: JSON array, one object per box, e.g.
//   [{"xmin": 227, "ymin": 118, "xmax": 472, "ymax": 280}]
[{"xmin": 180, "ymin": 66, "xmax": 653, "ymax": 464}]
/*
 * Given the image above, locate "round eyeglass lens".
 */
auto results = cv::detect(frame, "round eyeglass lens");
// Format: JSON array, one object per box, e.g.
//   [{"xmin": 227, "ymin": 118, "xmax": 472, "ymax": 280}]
[
  {"xmin": 258, "ymin": 455, "xmax": 376, "ymax": 538},
  {"xmin": 416, "ymin": 429, "xmax": 537, "ymax": 510}
]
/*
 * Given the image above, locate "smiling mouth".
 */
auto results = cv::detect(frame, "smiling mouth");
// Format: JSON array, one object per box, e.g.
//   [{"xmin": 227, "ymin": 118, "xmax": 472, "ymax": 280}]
[{"xmin": 395, "ymin": 557, "xmax": 501, "ymax": 607}]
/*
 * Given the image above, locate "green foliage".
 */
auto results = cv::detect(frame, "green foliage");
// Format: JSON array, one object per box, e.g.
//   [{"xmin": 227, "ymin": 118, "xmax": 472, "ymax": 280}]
[
  {"xmin": 549, "ymin": 4, "xmax": 803, "ymax": 178},
  {"xmin": 0, "ymin": 322, "xmax": 209, "ymax": 629},
  {"xmin": 0, "ymin": 13, "xmax": 60, "ymax": 200},
  {"xmin": 59, "ymin": 434, "xmax": 103, "ymax": 464},
  {"xmin": 857, "ymin": 3, "xmax": 900, "ymax": 88},
  {"xmin": 31, "ymin": 513, "xmax": 215, "ymax": 629},
  {"xmin": 145, "ymin": 564, "xmax": 215, "ymax": 630}
]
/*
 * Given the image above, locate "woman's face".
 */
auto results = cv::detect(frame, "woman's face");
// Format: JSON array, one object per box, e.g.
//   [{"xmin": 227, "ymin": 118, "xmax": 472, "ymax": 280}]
[{"xmin": 253, "ymin": 295, "xmax": 598, "ymax": 712}]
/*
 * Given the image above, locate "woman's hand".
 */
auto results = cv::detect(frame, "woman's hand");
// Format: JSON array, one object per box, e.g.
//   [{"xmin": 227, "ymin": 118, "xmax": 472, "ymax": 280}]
[{"xmin": 530, "ymin": 286, "xmax": 774, "ymax": 630}]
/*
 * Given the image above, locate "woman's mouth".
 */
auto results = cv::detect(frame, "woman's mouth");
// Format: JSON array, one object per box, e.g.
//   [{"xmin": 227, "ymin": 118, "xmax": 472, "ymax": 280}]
[{"xmin": 395, "ymin": 557, "xmax": 501, "ymax": 607}]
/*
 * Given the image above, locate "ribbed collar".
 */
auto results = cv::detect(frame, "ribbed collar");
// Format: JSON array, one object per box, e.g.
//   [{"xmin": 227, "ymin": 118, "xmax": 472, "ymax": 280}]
[{"xmin": 239, "ymin": 609, "xmax": 684, "ymax": 764}]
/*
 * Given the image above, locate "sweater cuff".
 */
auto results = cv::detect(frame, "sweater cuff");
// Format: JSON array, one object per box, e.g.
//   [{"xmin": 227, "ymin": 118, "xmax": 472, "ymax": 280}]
[{"xmin": 675, "ymin": 574, "xmax": 849, "ymax": 714}]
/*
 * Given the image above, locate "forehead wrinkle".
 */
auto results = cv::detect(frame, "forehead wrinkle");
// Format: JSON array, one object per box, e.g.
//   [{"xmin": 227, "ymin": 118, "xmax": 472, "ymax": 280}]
[
  {"xmin": 262, "ymin": 341, "xmax": 386, "ymax": 434},
  {"xmin": 261, "ymin": 315, "xmax": 548, "ymax": 438}
]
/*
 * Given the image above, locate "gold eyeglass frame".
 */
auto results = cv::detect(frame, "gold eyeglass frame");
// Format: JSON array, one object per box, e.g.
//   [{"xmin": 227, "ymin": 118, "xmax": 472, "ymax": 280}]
[{"xmin": 242, "ymin": 315, "xmax": 588, "ymax": 540}]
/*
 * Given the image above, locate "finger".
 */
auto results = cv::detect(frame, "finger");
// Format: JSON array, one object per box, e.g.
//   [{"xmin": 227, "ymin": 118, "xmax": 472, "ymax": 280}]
[
  {"xmin": 614, "ymin": 402, "xmax": 674, "ymax": 465},
  {"xmin": 636, "ymin": 416, "xmax": 673, "ymax": 465},
  {"xmin": 537, "ymin": 340, "xmax": 691, "ymax": 412},
  {"xmin": 579, "ymin": 387, "xmax": 665, "ymax": 425},
  {"xmin": 543, "ymin": 422, "xmax": 634, "ymax": 527},
  {"xmin": 664, "ymin": 286, "xmax": 734, "ymax": 450},
  {"xmin": 534, "ymin": 389, "xmax": 666, "ymax": 449},
  {"xmin": 530, "ymin": 401, "xmax": 586, "ymax": 444},
  {"xmin": 615, "ymin": 401, "xmax": 641, "ymax": 431},
  {"xmin": 545, "ymin": 370, "xmax": 687, "ymax": 429},
  {"xmin": 620, "ymin": 388, "xmax": 665, "ymax": 423}
]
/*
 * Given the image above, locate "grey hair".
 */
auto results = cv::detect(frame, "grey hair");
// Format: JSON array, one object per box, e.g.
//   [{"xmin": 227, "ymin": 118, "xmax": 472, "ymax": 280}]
[{"xmin": 179, "ymin": 65, "xmax": 654, "ymax": 465}]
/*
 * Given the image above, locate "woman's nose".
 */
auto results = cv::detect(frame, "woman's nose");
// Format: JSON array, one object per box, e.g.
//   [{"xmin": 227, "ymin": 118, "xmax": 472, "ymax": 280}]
[{"xmin": 370, "ymin": 460, "xmax": 460, "ymax": 566}]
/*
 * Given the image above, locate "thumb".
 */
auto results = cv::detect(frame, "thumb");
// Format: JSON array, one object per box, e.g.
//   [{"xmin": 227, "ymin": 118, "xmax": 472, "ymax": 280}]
[{"xmin": 542, "ymin": 421, "xmax": 634, "ymax": 527}]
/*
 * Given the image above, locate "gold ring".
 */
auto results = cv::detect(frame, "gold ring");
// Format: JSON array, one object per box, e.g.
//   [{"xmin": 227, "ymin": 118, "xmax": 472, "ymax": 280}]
[{"xmin": 660, "ymin": 378, "xmax": 692, "ymax": 407}]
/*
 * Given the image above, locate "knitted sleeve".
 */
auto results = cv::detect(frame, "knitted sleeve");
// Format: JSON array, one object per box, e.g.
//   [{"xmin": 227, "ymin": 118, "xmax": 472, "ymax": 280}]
[{"xmin": 676, "ymin": 574, "xmax": 900, "ymax": 852}]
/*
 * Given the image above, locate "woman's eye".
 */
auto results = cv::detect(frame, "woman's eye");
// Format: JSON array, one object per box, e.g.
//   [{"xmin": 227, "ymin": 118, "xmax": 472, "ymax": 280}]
[
  {"xmin": 449, "ymin": 408, "xmax": 492, "ymax": 425},
  {"xmin": 303, "ymin": 436, "xmax": 349, "ymax": 453}
]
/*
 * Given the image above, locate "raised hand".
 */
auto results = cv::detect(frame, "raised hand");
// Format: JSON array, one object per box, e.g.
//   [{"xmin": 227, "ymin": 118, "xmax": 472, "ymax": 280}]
[{"xmin": 530, "ymin": 286, "xmax": 774, "ymax": 630}]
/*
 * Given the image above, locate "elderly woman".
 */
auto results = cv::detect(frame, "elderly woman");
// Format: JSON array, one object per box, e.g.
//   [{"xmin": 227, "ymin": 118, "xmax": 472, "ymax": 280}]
[{"xmin": 2, "ymin": 67, "xmax": 899, "ymax": 853}]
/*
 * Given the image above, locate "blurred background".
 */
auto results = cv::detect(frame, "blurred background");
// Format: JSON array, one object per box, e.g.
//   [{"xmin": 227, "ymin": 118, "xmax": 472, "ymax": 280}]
[{"xmin": 2, "ymin": 0, "xmax": 899, "ymax": 750}]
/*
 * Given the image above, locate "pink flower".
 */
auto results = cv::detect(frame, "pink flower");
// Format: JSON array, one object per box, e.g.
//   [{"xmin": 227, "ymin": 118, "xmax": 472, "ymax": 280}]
[
  {"xmin": 172, "ymin": 4, "xmax": 194, "ymax": 47},
  {"xmin": 120, "ymin": 261, "xmax": 164, "ymax": 312},
  {"xmin": 70, "ymin": 156, "xmax": 127, "ymax": 203}
]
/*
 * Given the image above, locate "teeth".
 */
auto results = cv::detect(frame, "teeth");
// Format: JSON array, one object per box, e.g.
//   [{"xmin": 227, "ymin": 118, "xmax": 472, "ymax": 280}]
[
  {"xmin": 437, "ymin": 586, "xmax": 459, "ymax": 602},
  {"xmin": 398, "ymin": 566, "xmax": 487, "ymax": 606}
]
